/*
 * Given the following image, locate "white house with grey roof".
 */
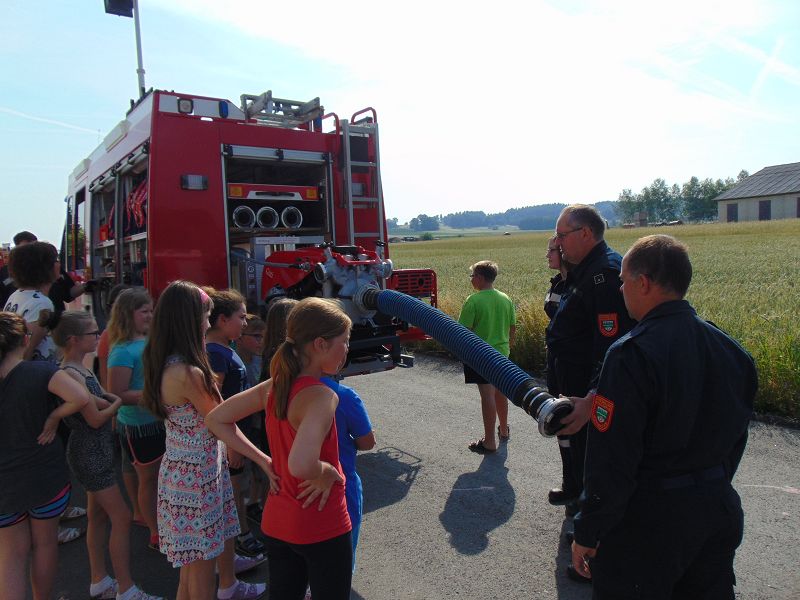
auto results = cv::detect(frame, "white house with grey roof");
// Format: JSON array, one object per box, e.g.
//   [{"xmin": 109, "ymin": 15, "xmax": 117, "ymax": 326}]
[{"xmin": 716, "ymin": 162, "xmax": 800, "ymax": 223}]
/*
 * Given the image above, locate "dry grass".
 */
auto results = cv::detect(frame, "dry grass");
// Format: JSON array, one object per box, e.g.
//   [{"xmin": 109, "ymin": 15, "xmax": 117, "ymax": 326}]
[{"xmin": 390, "ymin": 220, "xmax": 800, "ymax": 417}]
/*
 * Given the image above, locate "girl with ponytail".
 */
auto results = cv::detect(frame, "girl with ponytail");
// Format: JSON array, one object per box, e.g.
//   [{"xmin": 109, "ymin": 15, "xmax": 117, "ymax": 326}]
[{"xmin": 207, "ymin": 297, "xmax": 354, "ymax": 600}]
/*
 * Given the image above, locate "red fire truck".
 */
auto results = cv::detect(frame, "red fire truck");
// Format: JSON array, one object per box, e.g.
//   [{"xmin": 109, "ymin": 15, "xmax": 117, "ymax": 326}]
[{"xmin": 63, "ymin": 89, "xmax": 436, "ymax": 375}]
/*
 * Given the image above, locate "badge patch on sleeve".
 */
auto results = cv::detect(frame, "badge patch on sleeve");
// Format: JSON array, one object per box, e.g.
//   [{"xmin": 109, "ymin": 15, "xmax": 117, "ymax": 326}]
[
  {"xmin": 591, "ymin": 394, "xmax": 615, "ymax": 432},
  {"xmin": 598, "ymin": 313, "xmax": 619, "ymax": 337}
]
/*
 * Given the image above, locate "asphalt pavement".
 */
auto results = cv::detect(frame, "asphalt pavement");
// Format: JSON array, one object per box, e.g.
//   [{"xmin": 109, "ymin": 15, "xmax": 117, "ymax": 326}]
[{"xmin": 48, "ymin": 354, "xmax": 800, "ymax": 599}]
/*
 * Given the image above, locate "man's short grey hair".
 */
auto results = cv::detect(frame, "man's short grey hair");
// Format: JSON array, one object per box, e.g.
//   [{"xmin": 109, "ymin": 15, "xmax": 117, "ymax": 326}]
[
  {"xmin": 626, "ymin": 234, "xmax": 692, "ymax": 297},
  {"xmin": 560, "ymin": 205, "xmax": 605, "ymax": 240}
]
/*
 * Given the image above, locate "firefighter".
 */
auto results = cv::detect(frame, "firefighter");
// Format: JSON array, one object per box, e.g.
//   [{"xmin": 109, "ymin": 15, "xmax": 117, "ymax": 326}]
[
  {"xmin": 570, "ymin": 234, "xmax": 757, "ymax": 598},
  {"xmin": 545, "ymin": 205, "xmax": 633, "ymax": 530},
  {"xmin": 543, "ymin": 235, "xmax": 577, "ymax": 520}
]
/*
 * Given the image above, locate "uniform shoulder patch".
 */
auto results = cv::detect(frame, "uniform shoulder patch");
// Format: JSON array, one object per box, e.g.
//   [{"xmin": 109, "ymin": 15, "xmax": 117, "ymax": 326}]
[
  {"xmin": 597, "ymin": 313, "xmax": 619, "ymax": 337},
  {"xmin": 591, "ymin": 394, "xmax": 615, "ymax": 432},
  {"xmin": 593, "ymin": 274, "xmax": 605, "ymax": 285}
]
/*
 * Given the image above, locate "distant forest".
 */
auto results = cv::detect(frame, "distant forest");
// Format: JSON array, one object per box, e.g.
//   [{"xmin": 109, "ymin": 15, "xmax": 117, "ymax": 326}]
[
  {"xmin": 389, "ymin": 171, "xmax": 748, "ymax": 231},
  {"xmin": 388, "ymin": 201, "xmax": 618, "ymax": 232}
]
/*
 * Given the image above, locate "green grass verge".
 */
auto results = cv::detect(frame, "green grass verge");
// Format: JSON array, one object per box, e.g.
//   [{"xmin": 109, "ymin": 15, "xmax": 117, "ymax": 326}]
[{"xmin": 390, "ymin": 220, "xmax": 800, "ymax": 418}]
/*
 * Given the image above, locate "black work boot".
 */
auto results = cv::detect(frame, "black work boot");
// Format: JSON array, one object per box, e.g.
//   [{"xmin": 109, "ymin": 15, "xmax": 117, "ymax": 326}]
[{"xmin": 548, "ymin": 437, "xmax": 580, "ymax": 505}]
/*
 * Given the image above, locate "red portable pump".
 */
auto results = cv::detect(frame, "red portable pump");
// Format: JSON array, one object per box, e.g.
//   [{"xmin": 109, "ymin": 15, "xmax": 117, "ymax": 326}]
[{"xmin": 62, "ymin": 89, "xmax": 436, "ymax": 375}]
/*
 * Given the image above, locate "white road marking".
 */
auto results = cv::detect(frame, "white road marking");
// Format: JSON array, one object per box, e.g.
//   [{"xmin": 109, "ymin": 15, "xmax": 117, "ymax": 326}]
[{"xmin": 741, "ymin": 484, "xmax": 800, "ymax": 495}]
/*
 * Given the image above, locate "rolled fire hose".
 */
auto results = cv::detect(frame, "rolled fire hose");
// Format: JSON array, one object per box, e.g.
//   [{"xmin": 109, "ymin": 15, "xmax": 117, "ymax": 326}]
[
  {"xmin": 232, "ymin": 205, "xmax": 256, "ymax": 229},
  {"xmin": 281, "ymin": 206, "xmax": 303, "ymax": 229},
  {"xmin": 256, "ymin": 206, "xmax": 280, "ymax": 229}
]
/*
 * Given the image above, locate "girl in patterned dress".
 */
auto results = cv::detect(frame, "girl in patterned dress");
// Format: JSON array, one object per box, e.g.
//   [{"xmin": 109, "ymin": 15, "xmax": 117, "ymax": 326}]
[{"xmin": 142, "ymin": 281, "xmax": 265, "ymax": 600}]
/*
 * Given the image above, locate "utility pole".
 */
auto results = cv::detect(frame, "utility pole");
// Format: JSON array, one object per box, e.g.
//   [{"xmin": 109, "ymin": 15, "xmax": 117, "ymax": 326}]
[
  {"xmin": 104, "ymin": 0, "xmax": 146, "ymax": 99},
  {"xmin": 132, "ymin": 0, "xmax": 146, "ymax": 98}
]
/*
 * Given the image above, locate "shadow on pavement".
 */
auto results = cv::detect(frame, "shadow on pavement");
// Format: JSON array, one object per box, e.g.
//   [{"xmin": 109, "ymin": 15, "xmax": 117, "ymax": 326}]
[
  {"xmin": 360, "ymin": 446, "xmax": 421, "ymax": 514},
  {"xmin": 438, "ymin": 444, "xmax": 515, "ymax": 555},
  {"xmin": 554, "ymin": 514, "xmax": 592, "ymax": 598}
]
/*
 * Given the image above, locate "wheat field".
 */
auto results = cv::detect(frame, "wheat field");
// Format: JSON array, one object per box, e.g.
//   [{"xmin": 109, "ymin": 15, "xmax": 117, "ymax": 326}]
[{"xmin": 390, "ymin": 219, "xmax": 800, "ymax": 417}]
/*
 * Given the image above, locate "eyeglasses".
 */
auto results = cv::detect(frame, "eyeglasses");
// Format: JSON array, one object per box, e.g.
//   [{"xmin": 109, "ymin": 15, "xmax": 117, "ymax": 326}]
[
  {"xmin": 555, "ymin": 227, "xmax": 583, "ymax": 240},
  {"xmin": 242, "ymin": 333, "xmax": 264, "ymax": 340},
  {"xmin": 79, "ymin": 331, "xmax": 101, "ymax": 338}
]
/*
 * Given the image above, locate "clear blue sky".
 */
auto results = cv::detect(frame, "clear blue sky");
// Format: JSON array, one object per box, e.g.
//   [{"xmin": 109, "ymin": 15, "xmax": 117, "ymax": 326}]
[{"xmin": 2, "ymin": 0, "xmax": 799, "ymax": 245}]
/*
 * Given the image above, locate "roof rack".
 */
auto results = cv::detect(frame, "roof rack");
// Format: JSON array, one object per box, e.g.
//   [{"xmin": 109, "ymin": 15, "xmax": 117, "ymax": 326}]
[{"xmin": 240, "ymin": 91, "xmax": 323, "ymax": 128}]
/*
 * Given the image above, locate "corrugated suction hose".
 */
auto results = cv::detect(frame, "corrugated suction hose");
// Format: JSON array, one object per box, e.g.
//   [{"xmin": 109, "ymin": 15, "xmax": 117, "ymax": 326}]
[{"xmin": 356, "ymin": 287, "xmax": 573, "ymax": 436}]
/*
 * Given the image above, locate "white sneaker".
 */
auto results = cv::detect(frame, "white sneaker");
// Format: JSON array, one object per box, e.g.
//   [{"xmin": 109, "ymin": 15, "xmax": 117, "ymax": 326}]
[
  {"xmin": 217, "ymin": 580, "xmax": 267, "ymax": 600},
  {"xmin": 215, "ymin": 553, "xmax": 267, "ymax": 575},
  {"xmin": 234, "ymin": 552, "xmax": 266, "ymax": 574},
  {"xmin": 118, "ymin": 586, "xmax": 165, "ymax": 600},
  {"xmin": 90, "ymin": 579, "xmax": 118, "ymax": 600}
]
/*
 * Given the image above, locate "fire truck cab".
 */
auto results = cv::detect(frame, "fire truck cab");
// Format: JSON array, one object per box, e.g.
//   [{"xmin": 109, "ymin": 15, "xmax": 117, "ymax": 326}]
[{"xmin": 63, "ymin": 89, "xmax": 436, "ymax": 375}]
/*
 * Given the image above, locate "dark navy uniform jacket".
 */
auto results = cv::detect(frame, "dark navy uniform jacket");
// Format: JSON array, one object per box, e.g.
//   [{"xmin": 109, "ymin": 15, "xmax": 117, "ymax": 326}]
[
  {"xmin": 545, "ymin": 241, "xmax": 634, "ymax": 389},
  {"xmin": 544, "ymin": 274, "xmax": 566, "ymax": 394},
  {"xmin": 573, "ymin": 300, "xmax": 757, "ymax": 548},
  {"xmin": 544, "ymin": 274, "xmax": 565, "ymax": 320}
]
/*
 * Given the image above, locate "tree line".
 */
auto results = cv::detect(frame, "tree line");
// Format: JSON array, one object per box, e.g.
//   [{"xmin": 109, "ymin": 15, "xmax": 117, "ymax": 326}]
[
  {"xmin": 388, "ymin": 169, "xmax": 750, "ymax": 232},
  {"xmin": 390, "ymin": 202, "xmax": 617, "ymax": 232},
  {"xmin": 616, "ymin": 171, "xmax": 748, "ymax": 224}
]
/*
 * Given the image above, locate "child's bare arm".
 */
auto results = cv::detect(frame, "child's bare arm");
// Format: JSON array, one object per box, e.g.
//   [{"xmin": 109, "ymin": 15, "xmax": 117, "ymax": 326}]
[{"xmin": 354, "ymin": 431, "xmax": 376, "ymax": 451}]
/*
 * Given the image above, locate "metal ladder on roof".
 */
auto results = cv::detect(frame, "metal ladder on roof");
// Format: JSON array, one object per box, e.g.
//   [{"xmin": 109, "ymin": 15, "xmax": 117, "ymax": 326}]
[
  {"xmin": 240, "ymin": 91, "xmax": 324, "ymax": 128},
  {"xmin": 341, "ymin": 108, "xmax": 385, "ymax": 254}
]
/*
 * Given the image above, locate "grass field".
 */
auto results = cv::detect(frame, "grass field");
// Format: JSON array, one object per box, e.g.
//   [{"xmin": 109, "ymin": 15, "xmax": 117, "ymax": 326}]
[{"xmin": 390, "ymin": 219, "xmax": 800, "ymax": 418}]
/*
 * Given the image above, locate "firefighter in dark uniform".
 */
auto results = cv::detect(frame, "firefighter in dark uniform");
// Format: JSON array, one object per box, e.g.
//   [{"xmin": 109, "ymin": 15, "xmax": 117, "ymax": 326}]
[
  {"xmin": 543, "ymin": 235, "xmax": 576, "ymax": 516},
  {"xmin": 571, "ymin": 234, "xmax": 757, "ymax": 599},
  {"xmin": 546, "ymin": 205, "xmax": 634, "ymax": 528}
]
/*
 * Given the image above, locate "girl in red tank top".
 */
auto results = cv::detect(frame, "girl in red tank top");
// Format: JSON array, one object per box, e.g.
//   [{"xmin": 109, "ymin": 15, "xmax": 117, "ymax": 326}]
[{"xmin": 207, "ymin": 297, "xmax": 354, "ymax": 600}]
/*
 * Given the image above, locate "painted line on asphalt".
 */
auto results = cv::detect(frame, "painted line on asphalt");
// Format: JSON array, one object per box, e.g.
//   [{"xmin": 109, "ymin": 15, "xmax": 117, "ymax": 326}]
[{"xmin": 741, "ymin": 484, "xmax": 800, "ymax": 495}]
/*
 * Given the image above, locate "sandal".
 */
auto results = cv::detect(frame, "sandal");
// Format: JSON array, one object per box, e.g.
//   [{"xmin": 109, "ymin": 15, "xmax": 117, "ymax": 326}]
[
  {"xmin": 498, "ymin": 425, "xmax": 510, "ymax": 442},
  {"xmin": 236, "ymin": 533, "xmax": 266, "ymax": 556},
  {"xmin": 57, "ymin": 526, "xmax": 86, "ymax": 544},
  {"xmin": 246, "ymin": 503, "xmax": 263, "ymax": 523},
  {"xmin": 468, "ymin": 439, "xmax": 497, "ymax": 454},
  {"xmin": 60, "ymin": 506, "xmax": 87, "ymax": 521}
]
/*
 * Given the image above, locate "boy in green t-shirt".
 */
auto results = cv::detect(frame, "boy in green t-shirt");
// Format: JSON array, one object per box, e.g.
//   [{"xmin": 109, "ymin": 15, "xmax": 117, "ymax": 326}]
[{"xmin": 458, "ymin": 260, "xmax": 517, "ymax": 453}]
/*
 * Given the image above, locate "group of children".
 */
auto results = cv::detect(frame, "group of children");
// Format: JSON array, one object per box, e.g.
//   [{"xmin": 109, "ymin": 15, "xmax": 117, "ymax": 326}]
[{"xmin": 0, "ymin": 272, "xmax": 375, "ymax": 600}]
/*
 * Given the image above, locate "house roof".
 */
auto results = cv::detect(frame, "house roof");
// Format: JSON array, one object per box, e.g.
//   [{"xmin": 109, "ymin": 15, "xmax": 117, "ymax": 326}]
[{"xmin": 716, "ymin": 162, "xmax": 800, "ymax": 201}]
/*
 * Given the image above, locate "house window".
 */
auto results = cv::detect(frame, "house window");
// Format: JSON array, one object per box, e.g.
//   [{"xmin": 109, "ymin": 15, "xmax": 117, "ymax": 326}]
[
  {"xmin": 759, "ymin": 200, "xmax": 771, "ymax": 221},
  {"xmin": 727, "ymin": 203, "xmax": 738, "ymax": 223},
  {"xmin": 797, "ymin": 197, "xmax": 800, "ymax": 218}
]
